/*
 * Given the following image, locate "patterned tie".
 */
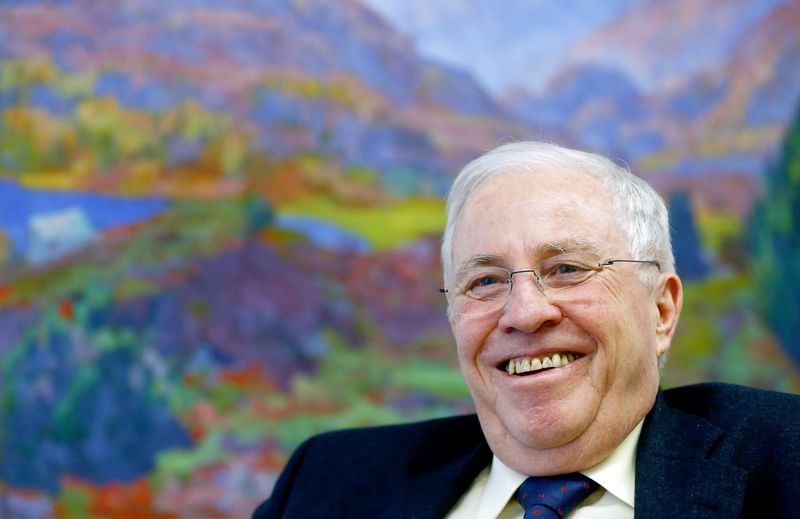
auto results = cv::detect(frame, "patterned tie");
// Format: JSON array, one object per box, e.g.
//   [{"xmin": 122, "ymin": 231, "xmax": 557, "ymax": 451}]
[{"xmin": 516, "ymin": 473, "xmax": 598, "ymax": 518}]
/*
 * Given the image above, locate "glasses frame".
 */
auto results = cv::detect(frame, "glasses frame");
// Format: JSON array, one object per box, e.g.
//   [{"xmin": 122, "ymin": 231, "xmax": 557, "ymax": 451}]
[{"xmin": 439, "ymin": 258, "xmax": 660, "ymax": 314}]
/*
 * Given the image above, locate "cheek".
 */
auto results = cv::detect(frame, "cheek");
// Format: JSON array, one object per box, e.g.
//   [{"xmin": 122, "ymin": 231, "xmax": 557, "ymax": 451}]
[
  {"xmin": 569, "ymin": 302, "xmax": 634, "ymax": 384},
  {"xmin": 595, "ymin": 310, "xmax": 660, "ymax": 393},
  {"xmin": 453, "ymin": 325, "xmax": 477, "ymax": 360},
  {"xmin": 452, "ymin": 319, "xmax": 490, "ymax": 363}
]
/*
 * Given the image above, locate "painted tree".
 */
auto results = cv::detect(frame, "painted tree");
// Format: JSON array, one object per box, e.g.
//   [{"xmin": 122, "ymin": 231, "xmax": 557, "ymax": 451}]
[
  {"xmin": 0, "ymin": 290, "xmax": 192, "ymax": 492},
  {"xmin": 750, "ymin": 104, "xmax": 800, "ymax": 368},
  {"xmin": 668, "ymin": 191, "xmax": 709, "ymax": 281}
]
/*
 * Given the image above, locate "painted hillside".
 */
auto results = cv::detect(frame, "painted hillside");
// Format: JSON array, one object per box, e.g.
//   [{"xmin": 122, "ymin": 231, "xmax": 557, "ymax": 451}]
[{"xmin": 1, "ymin": 0, "xmax": 799, "ymax": 517}]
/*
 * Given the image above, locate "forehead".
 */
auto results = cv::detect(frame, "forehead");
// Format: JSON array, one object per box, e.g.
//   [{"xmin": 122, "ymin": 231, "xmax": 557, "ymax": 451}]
[{"xmin": 451, "ymin": 168, "xmax": 626, "ymax": 267}]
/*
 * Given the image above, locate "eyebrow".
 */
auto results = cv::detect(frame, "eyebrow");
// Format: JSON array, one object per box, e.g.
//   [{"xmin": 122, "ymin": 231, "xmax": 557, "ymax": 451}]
[
  {"xmin": 456, "ymin": 254, "xmax": 501, "ymax": 273},
  {"xmin": 456, "ymin": 239, "xmax": 603, "ymax": 273},
  {"xmin": 530, "ymin": 239, "xmax": 602, "ymax": 258}
]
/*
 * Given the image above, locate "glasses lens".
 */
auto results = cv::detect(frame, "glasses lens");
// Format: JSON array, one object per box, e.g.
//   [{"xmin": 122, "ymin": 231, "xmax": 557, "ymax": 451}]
[
  {"xmin": 452, "ymin": 267, "xmax": 510, "ymax": 315},
  {"xmin": 536, "ymin": 252, "xmax": 602, "ymax": 289},
  {"xmin": 449, "ymin": 253, "xmax": 605, "ymax": 316}
]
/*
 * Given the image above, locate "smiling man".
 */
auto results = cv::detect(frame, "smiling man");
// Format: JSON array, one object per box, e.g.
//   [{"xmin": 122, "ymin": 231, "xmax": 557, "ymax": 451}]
[{"xmin": 253, "ymin": 142, "xmax": 800, "ymax": 518}]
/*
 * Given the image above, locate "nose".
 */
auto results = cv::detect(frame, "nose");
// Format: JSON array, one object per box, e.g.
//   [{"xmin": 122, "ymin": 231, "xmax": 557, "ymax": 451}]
[{"xmin": 497, "ymin": 271, "xmax": 563, "ymax": 333}]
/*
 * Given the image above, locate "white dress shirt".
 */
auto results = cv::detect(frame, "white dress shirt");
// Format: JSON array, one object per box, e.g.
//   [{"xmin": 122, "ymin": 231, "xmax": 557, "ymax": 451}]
[{"xmin": 446, "ymin": 421, "xmax": 643, "ymax": 519}]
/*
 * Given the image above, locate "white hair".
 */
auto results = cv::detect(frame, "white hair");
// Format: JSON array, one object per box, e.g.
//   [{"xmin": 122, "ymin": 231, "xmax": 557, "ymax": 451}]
[{"xmin": 441, "ymin": 141, "xmax": 674, "ymax": 287}]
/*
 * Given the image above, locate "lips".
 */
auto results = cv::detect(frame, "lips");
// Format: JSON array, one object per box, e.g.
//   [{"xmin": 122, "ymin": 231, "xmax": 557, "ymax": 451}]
[{"xmin": 500, "ymin": 352, "xmax": 582, "ymax": 375}]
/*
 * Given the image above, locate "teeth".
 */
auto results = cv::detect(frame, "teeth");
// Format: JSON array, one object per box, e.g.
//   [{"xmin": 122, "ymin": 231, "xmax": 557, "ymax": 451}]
[{"xmin": 505, "ymin": 352, "xmax": 581, "ymax": 375}]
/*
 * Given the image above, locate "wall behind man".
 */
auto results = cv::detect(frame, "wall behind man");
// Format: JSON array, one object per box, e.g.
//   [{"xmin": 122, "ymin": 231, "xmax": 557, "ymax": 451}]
[{"xmin": 1, "ymin": 0, "xmax": 799, "ymax": 517}]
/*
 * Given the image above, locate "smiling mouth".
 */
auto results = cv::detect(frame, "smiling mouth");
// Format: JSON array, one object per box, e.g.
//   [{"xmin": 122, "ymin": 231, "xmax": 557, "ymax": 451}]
[{"xmin": 502, "ymin": 352, "xmax": 582, "ymax": 376}]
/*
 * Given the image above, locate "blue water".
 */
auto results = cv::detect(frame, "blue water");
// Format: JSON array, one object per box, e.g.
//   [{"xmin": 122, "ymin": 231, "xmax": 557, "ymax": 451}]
[
  {"xmin": 0, "ymin": 179, "xmax": 170, "ymax": 254},
  {"xmin": 276, "ymin": 215, "xmax": 371, "ymax": 253}
]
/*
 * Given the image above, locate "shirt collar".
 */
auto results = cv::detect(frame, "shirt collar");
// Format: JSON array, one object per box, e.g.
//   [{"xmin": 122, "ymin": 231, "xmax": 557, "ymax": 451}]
[
  {"xmin": 581, "ymin": 420, "xmax": 642, "ymax": 507},
  {"xmin": 477, "ymin": 456, "xmax": 526, "ymax": 519},
  {"xmin": 478, "ymin": 420, "xmax": 643, "ymax": 518}
]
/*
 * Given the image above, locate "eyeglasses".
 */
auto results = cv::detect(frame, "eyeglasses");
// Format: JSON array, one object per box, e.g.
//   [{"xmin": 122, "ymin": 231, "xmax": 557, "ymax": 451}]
[{"xmin": 440, "ymin": 252, "xmax": 660, "ymax": 316}]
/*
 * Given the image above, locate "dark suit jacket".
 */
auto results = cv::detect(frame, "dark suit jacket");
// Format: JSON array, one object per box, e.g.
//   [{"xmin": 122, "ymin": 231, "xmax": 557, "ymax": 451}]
[{"xmin": 253, "ymin": 383, "xmax": 800, "ymax": 518}]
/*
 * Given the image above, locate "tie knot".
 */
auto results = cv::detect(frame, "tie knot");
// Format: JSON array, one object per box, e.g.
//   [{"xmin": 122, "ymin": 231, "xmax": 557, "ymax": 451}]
[{"xmin": 516, "ymin": 473, "xmax": 598, "ymax": 518}]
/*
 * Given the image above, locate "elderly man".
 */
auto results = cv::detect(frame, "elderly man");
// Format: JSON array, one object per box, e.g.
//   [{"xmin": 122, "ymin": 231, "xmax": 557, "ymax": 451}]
[{"xmin": 253, "ymin": 142, "xmax": 800, "ymax": 518}]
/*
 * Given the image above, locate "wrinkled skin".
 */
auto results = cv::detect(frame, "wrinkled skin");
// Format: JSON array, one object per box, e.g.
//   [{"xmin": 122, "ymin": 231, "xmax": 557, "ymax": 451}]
[{"xmin": 448, "ymin": 168, "xmax": 682, "ymax": 475}]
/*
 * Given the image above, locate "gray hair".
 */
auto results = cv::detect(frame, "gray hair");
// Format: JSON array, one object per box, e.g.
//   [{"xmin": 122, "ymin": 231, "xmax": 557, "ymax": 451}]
[{"xmin": 441, "ymin": 141, "xmax": 674, "ymax": 287}]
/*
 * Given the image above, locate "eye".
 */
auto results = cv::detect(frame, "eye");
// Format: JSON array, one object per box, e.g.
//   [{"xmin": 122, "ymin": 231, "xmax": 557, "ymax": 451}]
[
  {"xmin": 459, "ymin": 268, "xmax": 510, "ymax": 299},
  {"xmin": 538, "ymin": 254, "xmax": 598, "ymax": 288},
  {"xmin": 553, "ymin": 263, "xmax": 582, "ymax": 275},
  {"xmin": 542, "ymin": 261, "xmax": 589, "ymax": 277},
  {"xmin": 468, "ymin": 273, "xmax": 505, "ymax": 290}
]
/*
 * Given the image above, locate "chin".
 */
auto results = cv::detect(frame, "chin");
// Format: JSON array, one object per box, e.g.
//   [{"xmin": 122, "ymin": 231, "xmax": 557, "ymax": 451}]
[
  {"xmin": 477, "ymin": 401, "xmax": 611, "ymax": 475},
  {"xmin": 508, "ymin": 410, "xmax": 591, "ymax": 450},
  {"xmin": 501, "ymin": 389, "xmax": 598, "ymax": 444}
]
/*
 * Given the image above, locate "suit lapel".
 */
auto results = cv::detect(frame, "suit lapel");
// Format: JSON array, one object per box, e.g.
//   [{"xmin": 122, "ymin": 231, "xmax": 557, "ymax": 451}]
[
  {"xmin": 635, "ymin": 391, "xmax": 748, "ymax": 518},
  {"xmin": 357, "ymin": 415, "xmax": 492, "ymax": 519},
  {"xmin": 344, "ymin": 390, "xmax": 751, "ymax": 518},
  {"xmin": 398, "ymin": 439, "xmax": 492, "ymax": 518}
]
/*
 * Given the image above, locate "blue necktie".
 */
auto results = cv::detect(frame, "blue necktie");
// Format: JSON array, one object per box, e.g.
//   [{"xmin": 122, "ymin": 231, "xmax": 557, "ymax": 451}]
[{"xmin": 516, "ymin": 473, "xmax": 598, "ymax": 518}]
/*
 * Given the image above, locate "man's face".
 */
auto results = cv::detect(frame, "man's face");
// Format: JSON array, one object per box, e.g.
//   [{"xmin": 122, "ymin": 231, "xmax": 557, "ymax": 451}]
[{"xmin": 448, "ymin": 168, "xmax": 680, "ymax": 475}]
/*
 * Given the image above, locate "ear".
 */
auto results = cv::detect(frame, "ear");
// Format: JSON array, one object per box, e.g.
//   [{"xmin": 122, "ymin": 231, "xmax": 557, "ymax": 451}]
[{"xmin": 654, "ymin": 273, "xmax": 683, "ymax": 357}]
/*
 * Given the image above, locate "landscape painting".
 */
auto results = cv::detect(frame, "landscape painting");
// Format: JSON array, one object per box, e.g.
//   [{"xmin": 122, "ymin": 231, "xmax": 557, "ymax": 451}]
[{"xmin": 1, "ymin": 0, "xmax": 799, "ymax": 517}]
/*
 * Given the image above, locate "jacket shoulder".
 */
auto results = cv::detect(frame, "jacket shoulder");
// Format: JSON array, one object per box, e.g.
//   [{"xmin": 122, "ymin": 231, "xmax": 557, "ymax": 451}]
[
  {"xmin": 311, "ymin": 413, "xmax": 486, "ymax": 472},
  {"xmin": 636, "ymin": 383, "xmax": 800, "ymax": 517},
  {"xmin": 662, "ymin": 381, "xmax": 800, "ymax": 432},
  {"xmin": 253, "ymin": 414, "xmax": 486, "ymax": 518},
  {"xmin": 660, "ymin": 382, "xmax": 800, "ymax": 469}
]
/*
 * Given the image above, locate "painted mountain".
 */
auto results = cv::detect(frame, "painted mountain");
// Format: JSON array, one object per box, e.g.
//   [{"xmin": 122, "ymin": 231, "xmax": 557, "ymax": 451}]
[
  {"xmin": 504, "ymin": 0, "xmax": 800, "ymax": 211},
  {"xmin": 1, "ymin": 0, "xmax": 799, "ymax": 517}
]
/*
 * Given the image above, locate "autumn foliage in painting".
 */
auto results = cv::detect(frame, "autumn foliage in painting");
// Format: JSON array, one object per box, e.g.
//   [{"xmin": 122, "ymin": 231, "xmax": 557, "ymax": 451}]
[{"xmin": 1, "ymin": 1, "xmax": 800, "ymax": 518}]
